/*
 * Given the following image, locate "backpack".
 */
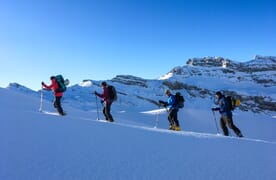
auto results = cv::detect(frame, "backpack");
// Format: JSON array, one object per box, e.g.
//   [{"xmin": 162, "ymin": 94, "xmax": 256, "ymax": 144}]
[
  {"xmin": 174, "ymin": 92, "xmax": 185, "ymax": 108},
  {"xmin": 226, "ymin": 96, "xmax": 240, "ymax": 111},
  {"xmin": 107, "ymin": 85, "xmax": 117, "ymax": 101},
  {"xmin": 55, "ymin": 75, "xmax": 69, "ymax": 92}
]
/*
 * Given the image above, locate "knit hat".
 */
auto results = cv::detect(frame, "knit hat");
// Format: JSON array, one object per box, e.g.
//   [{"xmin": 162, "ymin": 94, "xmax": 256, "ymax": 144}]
[
  {"xmin": 101, "ymin": 81, "xmax": 107, "ymax": 87},
  {"xmin": 215, "ymin": 91, "xmax": 222, "ymax": 96}
]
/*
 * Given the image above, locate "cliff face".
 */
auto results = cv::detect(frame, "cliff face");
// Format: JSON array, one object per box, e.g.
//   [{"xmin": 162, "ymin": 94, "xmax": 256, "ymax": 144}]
[{"xmin": 162, "ymin": 55, "xmax": 276, "ymax": 113}]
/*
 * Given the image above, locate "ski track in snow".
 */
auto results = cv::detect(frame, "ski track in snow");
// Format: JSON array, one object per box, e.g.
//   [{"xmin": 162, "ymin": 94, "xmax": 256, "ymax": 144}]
[
  {"xmin": 141, "ymin": 108, "xmax": 167, "ymax": 114},
  {"xmin": 26, "ymin": 110, "xmax": 276, "ymax": 145},
  {"xmin": 41, "ymin": 112, "xmax": 276, "ymax": 145}
]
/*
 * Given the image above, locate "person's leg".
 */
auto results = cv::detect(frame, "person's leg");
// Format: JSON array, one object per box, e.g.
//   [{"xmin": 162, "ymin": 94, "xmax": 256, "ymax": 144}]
[
  {"xmin": 172, "ymin": 109, "xmax": 180, "ymax": 127},
  {"xmin": 172, "ymin": 109, "xmax": 181, "ymax": 131},
  {"xmin": 102, "ymin": 107, "xmax": 108, "ymax": 120},
  {"xmin": 105, "ymin": 103, "xmax": 114, "ymax": 122},
  {"xmin": 220, "ymin": 116, "xmax": 229, "ymax": 136},
  {"xmin": 226, "ymin": 117, "xmax": 243, "ymax": 137},
  {"xmin": 168, "ymin": 109, "xmax": 175, "ymax": 130},
  {"xmin": 53, "ymin": 100, "xmax": 57, "ymax": 108},
  {"xmin": 55, "ymin": 96, "xmax": 64, "ymax": 115}
]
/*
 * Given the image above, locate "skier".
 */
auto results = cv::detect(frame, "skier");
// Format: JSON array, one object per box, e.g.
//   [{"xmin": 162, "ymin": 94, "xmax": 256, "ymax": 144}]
[
  {"xmin": 42, "ymin": 76, "xmax": 66, "ymax": 116},
  {"xmin": 212, "ymin": 91, "xmax": 243, "ymax": 137},
  {"xmin": 94, "ymin": 81, "xmax": 114, "ymax": 122},
  {"xmin": 159, "ymin": 89, "xmax": 181, "ymax": 131}
]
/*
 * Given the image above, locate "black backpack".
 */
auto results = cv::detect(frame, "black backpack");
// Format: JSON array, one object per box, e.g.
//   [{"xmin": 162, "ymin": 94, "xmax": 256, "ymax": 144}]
[
  {"xmin": 174, "ymin": 92, "xmax": 185, "ymax": 108},
  {"xmin": 226, "ymin": 96, "xmax": 240, "ymax": 111},
  {"xmin": 107, "ymin": 85, "xmax": 117, "ymax": 101}
]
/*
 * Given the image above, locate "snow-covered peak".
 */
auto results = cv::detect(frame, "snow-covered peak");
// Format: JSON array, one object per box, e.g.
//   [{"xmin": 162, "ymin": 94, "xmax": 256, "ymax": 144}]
[
  {"xmin": 248, "ymin": 55, "xmax": 276, "ymax": 66},
  {"xmin": 243, "ymin": 55, "xmax": 276, "ymax": 72},
  {"xmin": 183, "ymin": 55, "xmax": 276, "ymax": 71},
  {"xmin": 7, "ymin": 83, "xmax": 37, "ymax": 95},
  {"xmin": 254, "ymin": 55, "xmax": 276, "ymax": 61},
  {"xmin": 159, "ymin": 72, "xmax": 174, "ymax": 80},
  {"xmin": 186, "ymin": 56, "xmax": 233, "ymax": 68},
  {"xmin": 79, "ymin": 80, "xmax": 93, "ymax": 87}
]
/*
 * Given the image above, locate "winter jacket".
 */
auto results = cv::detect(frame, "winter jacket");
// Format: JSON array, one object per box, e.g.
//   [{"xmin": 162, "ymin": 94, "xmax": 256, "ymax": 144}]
[
  {"xmin": 96, "ymin": 87, "xmax": 112, "ymax": 105},
  {"xmin": 167, "ymin": 94, "xmax": 178, "ymax": 110},
  {"xmin": 42, "ymin": 79, "xmax": 63, "ymax": 97},
  {"xmin": 215, "ymin": 95, "xmax": 232, "ymax": 118}
]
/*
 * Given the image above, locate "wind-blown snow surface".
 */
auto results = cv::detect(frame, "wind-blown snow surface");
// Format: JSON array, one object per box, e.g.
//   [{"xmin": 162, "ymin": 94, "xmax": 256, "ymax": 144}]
[{"xmin": 1, "ymin": 88, "xmax": 276, "ymax": 180}]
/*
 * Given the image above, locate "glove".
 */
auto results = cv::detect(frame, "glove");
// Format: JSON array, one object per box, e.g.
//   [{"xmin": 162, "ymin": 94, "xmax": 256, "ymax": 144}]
[
  {"xmin": 158, "ymin": 100, "xmax": 165, "ymax": 107},
  {"xmin": 159, "ymin": 100, "xmax": 168, "ymax": 107},
  {"xmin": 159, "ymin": 100, "xmax": 165, "ymax": 104},
  {"xmin": 41, "ymin": 81, "xmax": 45, "ymax": 86},
  {"xmin": 94, "ymin": 91, "xmax": 98, "ymax": 95}
]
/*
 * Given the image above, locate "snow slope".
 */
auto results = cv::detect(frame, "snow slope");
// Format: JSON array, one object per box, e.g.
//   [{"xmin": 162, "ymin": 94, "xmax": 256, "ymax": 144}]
[{"xmin": 1, "ymin": 88, "xmax": 276, "ymax": 180}]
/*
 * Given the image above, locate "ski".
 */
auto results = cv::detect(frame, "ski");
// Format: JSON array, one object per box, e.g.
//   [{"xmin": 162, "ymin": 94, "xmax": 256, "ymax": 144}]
[{"xmin": 41, "ymin": 111, "xmax": 67, "ymax": 116}]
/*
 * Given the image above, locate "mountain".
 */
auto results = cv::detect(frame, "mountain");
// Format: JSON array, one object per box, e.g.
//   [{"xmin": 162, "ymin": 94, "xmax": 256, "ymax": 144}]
[
  {"xmin": 160, "ymin": 55, "xmax": 276, "ymax": 113},
  {"xmin": 8, "ymin": 55, "xmax": 276, "ymax": 114}
]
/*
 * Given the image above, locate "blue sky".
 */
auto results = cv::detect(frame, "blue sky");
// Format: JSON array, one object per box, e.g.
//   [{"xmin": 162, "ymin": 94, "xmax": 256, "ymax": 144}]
[{"xmin": 0, "ymin": 0, "xmax": 275, "ymax": 90}]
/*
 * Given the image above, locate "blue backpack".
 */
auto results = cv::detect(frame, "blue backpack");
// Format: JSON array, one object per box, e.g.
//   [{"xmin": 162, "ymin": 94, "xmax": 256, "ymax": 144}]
[{"xmin": 55, "ymin": 75, "xmax": 69, "ymax": 92}]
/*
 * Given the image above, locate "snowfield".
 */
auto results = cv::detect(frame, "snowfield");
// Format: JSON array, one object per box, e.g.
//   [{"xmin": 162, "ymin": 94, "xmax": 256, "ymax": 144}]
[{"xmin": 1, "ymin": 87, "xmax": 276, "ymax": 180}]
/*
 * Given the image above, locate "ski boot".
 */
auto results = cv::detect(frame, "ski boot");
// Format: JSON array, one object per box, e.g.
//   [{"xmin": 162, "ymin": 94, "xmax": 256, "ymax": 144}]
[
  {"xmin": 237, "ymin": 132, "xmax": 243, "ymax": 138},
  {"xmin": 168, "ymin": 125, "xmax": 175, "ymax": 130},
  {"xmin": 174, "ymin": 126, "xmax": 181, "ymax": 131}
]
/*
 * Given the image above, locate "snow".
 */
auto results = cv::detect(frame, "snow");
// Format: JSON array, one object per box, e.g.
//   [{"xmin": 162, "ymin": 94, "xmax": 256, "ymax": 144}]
[
  {"xmin": 1, "ymin": 86, "xmax": 276, "ymax": 180},
  {"xmin": 141, "ymin": 108, "xmax": 167, "ymax": 115},
  {"xmin": 159, "ymin": 72, "xmax": 173, "ymax": 80},
  {"xmin": 1, "ymin": 55, "xmax": 275, "ymax": 179},
  {"xmin": 78, "ymin": 80, "xmax": 93, "ymax": 87}
]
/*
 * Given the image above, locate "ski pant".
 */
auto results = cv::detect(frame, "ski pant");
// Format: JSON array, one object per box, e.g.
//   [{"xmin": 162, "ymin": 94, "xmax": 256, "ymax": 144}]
[
  {"xmin": 53, "ymin": 96, "xmax": 64, "ymax": 115},
  {"xmin": 103, "ymin": 102, "xmax": 114, "ymax": 122},
  {"xmin": 168, "ymin": 109, "xmax": 180, "ymax": 127},
  {"xmin": 220, "ymin": 116, "xmax": 241, "ymax": 136}
]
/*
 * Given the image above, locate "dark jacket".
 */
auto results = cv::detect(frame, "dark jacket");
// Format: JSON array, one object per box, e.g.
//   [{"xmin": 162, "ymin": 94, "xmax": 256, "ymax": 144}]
[
  {"xmin": 214, "ymin": 95, "xmax": 232, "ymax": 118},
  {"xmin": 96, "ymin": 86, "xmax": 112, "ymax": 105}
]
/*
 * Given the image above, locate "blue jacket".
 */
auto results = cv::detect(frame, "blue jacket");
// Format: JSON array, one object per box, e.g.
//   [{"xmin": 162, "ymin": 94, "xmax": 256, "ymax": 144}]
[
  {"xmin": 215, "ymin": 95, "xmax": 232, "ymax": 118},
  {"xmin": 167, "ymin": 94, "xmax": 178, "ymax": 110}
]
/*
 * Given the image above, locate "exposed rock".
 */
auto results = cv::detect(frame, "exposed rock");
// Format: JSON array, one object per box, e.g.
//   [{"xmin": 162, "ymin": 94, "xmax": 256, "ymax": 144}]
[{"xmin": 112, "ymin": 75, "xmax": 148, "ymax": 87}]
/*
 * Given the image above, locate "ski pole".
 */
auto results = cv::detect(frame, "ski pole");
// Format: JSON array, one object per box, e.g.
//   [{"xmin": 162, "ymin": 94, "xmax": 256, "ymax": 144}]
[
  {"xmin": 95, "ymin": 94, "xmax": 100, "ymax": 120},
  {"xmin": 212, "ymin": 110, "xmax": 220, "ymax": 134},
  {"xmin": 154, "ymin": 106, "xmax": 161, "ymax": 128},
  {"xmin": 39, "ymin": 87, "xmax": 43, "ymax": 112}
]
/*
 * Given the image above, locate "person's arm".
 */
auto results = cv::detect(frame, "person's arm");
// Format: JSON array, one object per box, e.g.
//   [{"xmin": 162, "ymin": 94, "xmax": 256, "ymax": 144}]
[
  {"xmin": 211, "ymin": 107, "xmax": 220, "ymax": 111},
  {"xmin": 41, "ymin": 82, "xmax": 53, "ymax": 90},
  {"xmin": 95, "ymin": 87, "xmax": 108, "ymax": 99}
]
